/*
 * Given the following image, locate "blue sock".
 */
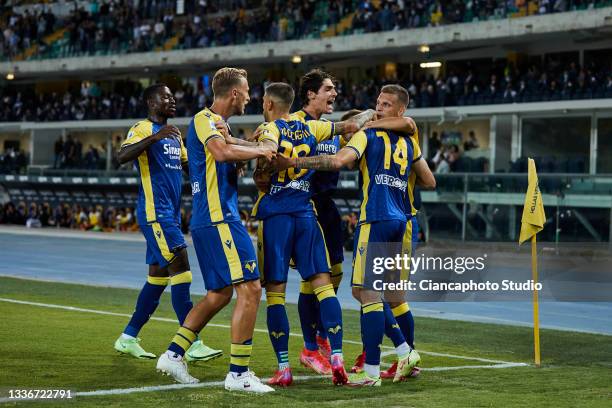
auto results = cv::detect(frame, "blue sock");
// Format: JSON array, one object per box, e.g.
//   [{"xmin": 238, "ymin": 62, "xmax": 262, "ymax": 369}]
[
  {"xmin": 316, "ymin": 311, "xmax": 328, "ymax": 341},
  {"xmin": 170, "ymin": 271, "xmax": 193, "ymax": 326},
  {"xmin": 266, "ymin": 292, "xmax": 290, "ymax": 367},
  {"xmin": 383, "ymin": 303, "xmax": 406, "ymax": 348},
  {"xmin": 298, "ymin": 285, "xmax": 319, "ymax": 351},
  {"xmin": 124, "ymin": 276, "xmax": 168, "ymax": 337},
  {"xmin": 361, "ymin": 302, "xmax": 385, "ymax": 366},
  {"xmin": 392, "ymin": 303, "xmax": 415, "ymax": 349},
  {"xmin": 314, "ymin": 284, "xmax": 343, "ymax": 356}
]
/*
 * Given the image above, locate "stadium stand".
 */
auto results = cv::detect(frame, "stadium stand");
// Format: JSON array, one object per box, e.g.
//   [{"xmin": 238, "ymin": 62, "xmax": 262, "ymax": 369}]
[{"xmin": 3, "ymin": 0, "xmax": 610, "ymax": 61}]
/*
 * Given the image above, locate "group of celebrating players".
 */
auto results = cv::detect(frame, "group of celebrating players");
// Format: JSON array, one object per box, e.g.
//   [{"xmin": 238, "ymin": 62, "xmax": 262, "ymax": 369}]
[{"xmin": 112, "ymin": 66, "xmax": 436, "ymax": 393}]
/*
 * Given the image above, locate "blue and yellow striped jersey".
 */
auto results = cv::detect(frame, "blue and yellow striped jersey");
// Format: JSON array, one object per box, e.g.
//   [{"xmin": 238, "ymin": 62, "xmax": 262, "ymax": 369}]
[
  {"xmin": 293, "ymin": 110, "xmax": 341, "ymax": 195},
  {"xmin": 407, "ymin": 128, "xmax": 420, "ymax": 217},
  {"xmin": 187, "ymin": 107, "xmax": 240, "ymax": 229},
  {"xmin": 251, "ymin": 113, "xmax": 334, "ymax": 219},
  {"xmin": 122, "ymin": 119, "xmax": 187, "ymax": 225},
  {"xmin": 346, "ymin": 127, "xmax": 422, "ymax": 224}
]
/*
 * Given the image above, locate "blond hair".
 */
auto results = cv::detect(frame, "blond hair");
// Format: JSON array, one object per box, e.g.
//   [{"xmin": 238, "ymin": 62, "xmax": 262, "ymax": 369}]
[{"xmin": 212, "ymin": 67, "xmax": 248, "ymax": 97}]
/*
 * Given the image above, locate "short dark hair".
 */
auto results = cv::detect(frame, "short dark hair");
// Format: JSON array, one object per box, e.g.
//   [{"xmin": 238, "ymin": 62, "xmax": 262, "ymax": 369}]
[
  {"xmin": 341, "ymin": 109, "xmax": 362, "ymax": 121},
  {"xmin": 380, "ymin": 84, "xmax": 409, "ymax": 107},
  {"xmin": 212, "ymin": 67, "xmax": 248, "ymax": 97},
  {"xmin": 299, "ymin": 68, "xmax": 335, "ymax": 107},
  {"xmin": 265, "ymin": 82, "xmax": 295, "ymax": 108},
  {"xmin": 143, "ymin": 83, "xmax": 168, "ymax": 104}
]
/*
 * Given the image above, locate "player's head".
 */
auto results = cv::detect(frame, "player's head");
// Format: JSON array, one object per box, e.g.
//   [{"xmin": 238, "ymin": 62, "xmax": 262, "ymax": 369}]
[
  {"xmin": 263, "ymin": 82, "xmax": 294, "ymax": 122},
  {"xmin": 299, "ymin": 68, "xmax": 337, "ymax": 116},
  {"xmin": 341, "ymin": 109, "xmax": 362, "ymax": 140},
  {"xmin": 143, "ymin": 83, "xmax": 176, "ymax": 119},
  {"xmin": 376, "ymin": 84, "xmax": 409, "ymax": 119},
  {"xmin": 212, "ymin": 67, "xmax": 250, "ymax": 116}
]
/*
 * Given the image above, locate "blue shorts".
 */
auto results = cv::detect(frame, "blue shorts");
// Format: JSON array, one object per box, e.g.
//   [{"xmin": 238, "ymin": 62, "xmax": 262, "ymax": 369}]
[
  {"xmin": 313, "ymin": 193, "xmax": 344, "ymax": 266},
  {"xmin": 258, "ymin": 214, "xmax": 330, "ymax": 284},
  {"xmin": 140, "ymin": 221, "xmax": 187, "ymax": 268},
  {"xmin": 191, "ymin": 221, "xmax": 259, "ymax": 290},
  {"xmin": 352, "ymin": 219, "xmax": 412, "ymax": 288}
]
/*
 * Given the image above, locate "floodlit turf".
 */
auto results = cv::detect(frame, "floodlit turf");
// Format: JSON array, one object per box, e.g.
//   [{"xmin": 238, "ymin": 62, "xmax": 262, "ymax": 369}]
[{"xmin": 0, "ymin": 277, "xmax": 611, "ymax": 407}]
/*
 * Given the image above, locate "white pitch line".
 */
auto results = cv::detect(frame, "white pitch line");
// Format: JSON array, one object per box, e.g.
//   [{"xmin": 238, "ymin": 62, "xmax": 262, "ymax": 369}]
[{"xmin": 0, "ymin": 297, "xmax": 526, "ymax": 367}]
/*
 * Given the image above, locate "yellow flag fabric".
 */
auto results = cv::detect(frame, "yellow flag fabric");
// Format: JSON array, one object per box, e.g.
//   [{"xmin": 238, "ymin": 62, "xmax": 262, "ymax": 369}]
[{"xmin": 519, "ymin": 158, "xmax": 546, "ymax": 244}]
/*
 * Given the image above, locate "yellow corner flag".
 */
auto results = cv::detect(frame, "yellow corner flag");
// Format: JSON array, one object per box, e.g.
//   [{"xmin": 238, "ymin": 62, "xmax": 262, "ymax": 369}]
[
  {"xmin": 519, "ymin": 158, "xmax": 546, "ymax": 244},
  {"xmin": 519, "ymin": 158, "xmax": 546, "ymax": 368}
]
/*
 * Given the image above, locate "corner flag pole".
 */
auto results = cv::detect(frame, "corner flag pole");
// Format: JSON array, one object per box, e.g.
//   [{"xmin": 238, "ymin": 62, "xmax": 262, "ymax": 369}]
[
  {"xmin": 531, "ymin": 234, "xmax": 541, "ymax": 367},
  {"xmin": 519, "ymin": 158, "xmax": 545, "ymax": 368}
]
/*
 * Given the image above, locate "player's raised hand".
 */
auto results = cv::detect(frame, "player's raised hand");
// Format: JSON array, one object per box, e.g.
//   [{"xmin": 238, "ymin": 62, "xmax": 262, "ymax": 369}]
[
  {"xmin": 259, "ymin": 147, "xmax": 276, "ymax": 163},
  {"xmin": 247, "ymin": 126, "xmax": 265, "ymax": 142},
  {"xmin": 272, "ymin": 153, "xmax": 293, "ymax": 171},
  {"xmin": 153, "ymin": 125, "xmax": 181, "ymax": 141},
  {"xmin": 215, "ymin": 120, "xmax": 230, "ymax": 141}
]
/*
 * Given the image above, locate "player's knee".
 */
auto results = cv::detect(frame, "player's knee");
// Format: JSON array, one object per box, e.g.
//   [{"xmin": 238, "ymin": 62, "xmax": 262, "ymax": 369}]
[
  {"xmin": 168, "ymin": 248, "xmax": 190, "ymax": 274},
  {"xmin": 351, "ymin": 287, "xmax": 362, "ymax": 302},
  {"xmin": 148, "ymin": 264, "xmax": 169, "ymax": 278},
  {"xmin": 209, "ymin": 286, "xmax": 233, "ymax": 307}
]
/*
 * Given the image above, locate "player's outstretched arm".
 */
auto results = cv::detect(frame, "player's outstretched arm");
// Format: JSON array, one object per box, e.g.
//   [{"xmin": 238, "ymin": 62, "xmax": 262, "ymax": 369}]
[
  {"xmin": 274, "ymin": 146, "xmax": 358, "ymax": 172},
  {"xmin": 333, "ymin": 109, "xmax": 376, "ymax": 136},
  {"xmin": 412, "ymin": 158, "xmax": 436, "ymax": 190},
  {"xmin": 214, "ymin": 121, "xmax": 261, "ymax": 147},
  {"xmin": 206, "ymin": 137, "xmax": 276, "ymax": 163},
  {"xmin": 364, "ymin": 116, "xmax": 416, "ymax": 135},
  {"xmin": 118, "ymin": 125, "xmax": 181, "ymax": 164}
]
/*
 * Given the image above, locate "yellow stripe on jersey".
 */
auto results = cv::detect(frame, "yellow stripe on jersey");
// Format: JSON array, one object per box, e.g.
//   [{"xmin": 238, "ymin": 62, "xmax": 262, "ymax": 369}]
[
  {"xmin": 259, "ymin": 121, "xmax": 281, "ymax": 145},
  {"xmin": 352, "ymin": 223, "xmax": 371, "ymax": 286},
  {"xmin": 205, "ymin": 147, "xmax": 224, "ymax": 223},
  {"xmin": 307, "ymin": 119, "xmax": 334, "ymax": 143},
  {"xmin": 194, "ymin": 108, "xmax": 224, "ymax": 145},
  {"xmin": 151, "ymin": 222, "xmax": 174, "ymax": 261},
  {"xmin": 179, "ymin": 136, "xmax": 188, "ymax": 163},
  {"xmin": 138, "ymin": 153, "xmax": 156, "ymax": 223},
  {"xmin": 121, "ymin": 119, "xmax": 152, "ymax": 148},
  {"xmin": 407, "ymin": 131, "xmax": 421, "ymax": 216},
  {"xmin": 216, "ymin": 223, "xmax": 244, "ymax": 284},
  {"xmin": 358, "ymin": 155, "xmax": 371, "ymax": 224},
  {"xmin": 345, "ymin": 130, "xmax": 368, "ymax": 159}
]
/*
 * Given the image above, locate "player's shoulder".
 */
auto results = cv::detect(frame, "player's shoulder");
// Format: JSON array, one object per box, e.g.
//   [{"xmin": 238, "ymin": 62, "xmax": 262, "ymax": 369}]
[
  {"xmin": 129, "ymin": 119, "xmax": 150, "ymax": 131},
  {"xmin": 196, "ymin": 107, "xmax": 221, "ymax": 121}
]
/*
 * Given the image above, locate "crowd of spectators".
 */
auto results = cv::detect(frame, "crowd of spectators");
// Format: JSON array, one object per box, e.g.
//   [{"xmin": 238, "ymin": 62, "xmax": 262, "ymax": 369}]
[
  {"xmin": 0, "ymin": 201, "xmax": 140, "ymax": 230},
  {"xmin": 0, "ymin": 197, "xmax": 365, "ymax": 246},
  {"xmin": 1, "ymin": 55, "xmax": 610, "ymax": 122},
  {"xmin": 2, "ymin": 0, "xmax": 607, "ymax": 61}
]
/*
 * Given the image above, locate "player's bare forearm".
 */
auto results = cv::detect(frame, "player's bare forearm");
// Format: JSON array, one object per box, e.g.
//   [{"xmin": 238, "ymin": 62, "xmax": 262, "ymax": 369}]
[
  {"xmin": 334, "ymin": 109, "xmax": 375, "ymax": 135},
  {"xmin": 366, "ymin": 116, "xmax": 416, "ymax": 135},
  {"xmin": 290, "ymin": 148, "xmax": 358, "ymax": 171},
  {"xmin": 294, "ymin": 155, "xmax": 339, "ymax": 171},
  {"xmin": 117, "ymin": 137, "xmax": 158, "ymax": 164},
  {"xmin": 207, "ymin": 137, "xmax": 275, "ymax": 163},
  {"xmin": 225, "ymin": 135, "xmax": 260, "ymax": 147}
]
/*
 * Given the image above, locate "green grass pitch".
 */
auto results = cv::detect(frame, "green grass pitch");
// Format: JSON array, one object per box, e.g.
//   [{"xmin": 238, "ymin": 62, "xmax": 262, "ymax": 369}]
[{"xmin": 0, "ymin": 276, "xmax": 611, "ymax": 407}]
